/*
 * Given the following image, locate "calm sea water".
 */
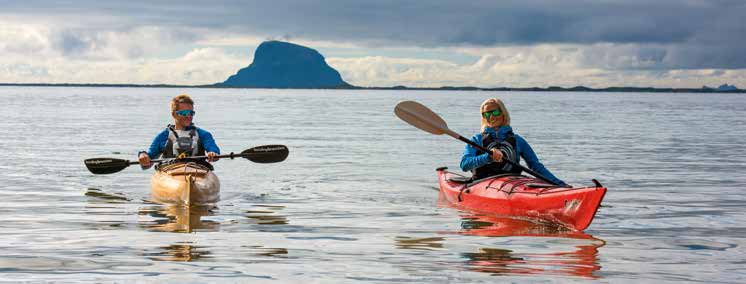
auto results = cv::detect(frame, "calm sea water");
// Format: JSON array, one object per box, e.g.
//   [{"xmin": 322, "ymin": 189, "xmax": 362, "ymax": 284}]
[{"xmin": 1, "ymin": 87, "xmax": 745, "ymax": 283}]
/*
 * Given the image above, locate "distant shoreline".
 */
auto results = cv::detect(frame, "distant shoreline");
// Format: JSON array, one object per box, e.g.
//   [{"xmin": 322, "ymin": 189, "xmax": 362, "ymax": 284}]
[{"xmin": 0, "ymin": 83, "xmax": 743, "ymax": 93}]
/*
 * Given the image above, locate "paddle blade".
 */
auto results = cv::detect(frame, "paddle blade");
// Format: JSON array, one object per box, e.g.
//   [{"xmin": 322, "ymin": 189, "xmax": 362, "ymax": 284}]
[
  {"xmin": 241, "ymin": 145, "xmax": 289, "ymax": 163},
  {"xmin": 84, "ymin": 158, "xmax": 132, "ymax": 174},
  {"xmin": 394, "ymin": 101, "xmax": 448, "ymax": 135}
]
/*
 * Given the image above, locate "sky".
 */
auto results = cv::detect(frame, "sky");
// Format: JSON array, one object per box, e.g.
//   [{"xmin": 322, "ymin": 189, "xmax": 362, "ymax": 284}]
[{"xmin": 1, "ymin": 0, "xmax": 744, "ymax": 88}]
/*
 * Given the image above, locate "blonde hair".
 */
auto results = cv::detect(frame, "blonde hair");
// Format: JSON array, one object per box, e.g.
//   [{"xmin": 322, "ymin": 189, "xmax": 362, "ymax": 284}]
[
  {"xmin": 480, "ymin": 98, "xmax": 511, "ymax": 131},
  {"xmin": 170, "ymin": 94, "xmax": 194, "ymax": 112}
]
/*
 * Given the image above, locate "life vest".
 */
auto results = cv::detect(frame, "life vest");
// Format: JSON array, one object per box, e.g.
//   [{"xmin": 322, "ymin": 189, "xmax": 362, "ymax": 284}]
[
  {"xmin": 163, "ymin": 125, "xmax": 205, "ymax": 159},
  {"xmin": 473, "ymin": 130, "xmax": 522, "ymax": 179}
]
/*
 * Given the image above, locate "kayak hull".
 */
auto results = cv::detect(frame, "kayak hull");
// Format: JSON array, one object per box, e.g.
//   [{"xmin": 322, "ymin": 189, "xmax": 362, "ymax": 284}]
[
  {"xmin": 437, "ymin": 168, "xmax": 606, "ymax": 231},
  {"xmin": 151, "ymin": 162, "xmax": 220, "ymax": 206}
]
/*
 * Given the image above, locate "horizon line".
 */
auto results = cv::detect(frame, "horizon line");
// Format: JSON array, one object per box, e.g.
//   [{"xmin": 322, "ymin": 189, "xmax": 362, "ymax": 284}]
[{"xmin": 0, "ymin": 82, "xmax": 743, "ymax": 93}]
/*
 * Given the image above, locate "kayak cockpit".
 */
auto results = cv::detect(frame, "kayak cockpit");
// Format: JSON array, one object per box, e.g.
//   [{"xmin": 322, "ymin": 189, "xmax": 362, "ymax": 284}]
[{"xmin": 438, "ymin": 167, "xmax": 557, "ymax": 188}]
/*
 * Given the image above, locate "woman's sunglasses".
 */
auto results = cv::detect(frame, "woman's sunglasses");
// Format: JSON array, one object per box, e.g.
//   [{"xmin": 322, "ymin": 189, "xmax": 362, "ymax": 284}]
[
  {"xmin": 175, "ymin": 109, "xmax": 195, "ymax": 117},
  {"xmin": 482, "ymin": 109, "xmax": 502, "ymax": 119}
]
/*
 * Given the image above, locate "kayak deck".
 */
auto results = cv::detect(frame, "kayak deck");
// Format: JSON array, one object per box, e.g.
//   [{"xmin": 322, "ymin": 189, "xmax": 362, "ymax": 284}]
[
  {"xmin": 437, "ymin": 167, "xmax": 606, "ymax": 231},
  {"xmin": 150, "ymin": 162, "xmax": 220, "ymax": 206}
]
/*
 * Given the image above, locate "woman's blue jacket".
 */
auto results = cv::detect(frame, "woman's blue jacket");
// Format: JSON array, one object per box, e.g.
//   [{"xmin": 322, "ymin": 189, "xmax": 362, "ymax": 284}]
[{"xmin": 460, "ymin": 126, "xmax": 566, "ymax": 185}]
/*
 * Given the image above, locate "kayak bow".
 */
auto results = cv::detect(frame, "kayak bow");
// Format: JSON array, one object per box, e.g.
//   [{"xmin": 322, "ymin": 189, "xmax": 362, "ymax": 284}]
[{"xmin": 151, "ymin": 162, "xmax": 220, "ymax": 206}]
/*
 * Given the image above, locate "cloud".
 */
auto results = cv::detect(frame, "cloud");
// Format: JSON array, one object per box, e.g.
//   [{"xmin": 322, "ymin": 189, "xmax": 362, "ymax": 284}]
[
  {"xmin": 0, "ymin": 23, "xmax": 50, "ymax": 54},
  {"xmin": 1, "ymin": 1, "xmax": 745, "ymax": 86},
  {"xmin": 0, "ymin": 21, "xmax": 207, "ymax": 60},
  {"xmin": 4, "ymin": 1, "xmax": 744, "ymax": 44},
  {"xmin": 328, "ymin": 56, "xmax": 461, "ymax": 87},
  {"xmin": 0, "ymin": 44, "xmax": 246, "ymax": 84},
  {"xmin": 329, "ymin": 44, "xmax": 746, "ymax": 88},
  {"xmin": 12, "ymin": 1, "xmax": 743, "ymax": 70}
]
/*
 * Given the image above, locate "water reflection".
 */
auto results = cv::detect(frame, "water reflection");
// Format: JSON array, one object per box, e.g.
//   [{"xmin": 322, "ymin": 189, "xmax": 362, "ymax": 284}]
[
  {"xmin": 85, "ymin": 188, "xmax": 130, "ymax": 202},
  {"xmin": 244, "ymin": 205, "xmax": 288, "ymax": 225},
  {"xmin": 83, "ymin": 188, "xmax": 132, "ymax": 230},
  {"xmin": 144, "ymin": 242, "xmax": 211, "ymax": 262},
  {"xmin": 241, "ymin": 246, "xmax": 289, "ymax": 257},
  {"xmin": 459, "ymin": 214, "xmax": 604, "ymax": 279},
  {"xmin": 142, "ymin": 244, "xmax": 288, "ymax": 263},
  {"xmin": 138, "ymin": 205, "xmax": 219, "ymax": 233},
  {"xmin": 460, "ymin": 215, "xmax": 587, "ymax": 238},
  {"xmin": 395, "ymin": 237, "xmax": 445, "ymax": 250}
]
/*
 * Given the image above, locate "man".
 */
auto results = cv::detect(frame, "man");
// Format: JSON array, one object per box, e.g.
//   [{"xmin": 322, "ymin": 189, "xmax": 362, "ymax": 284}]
[{"xmin": 138, "ymin": 94, "xmax": 220, "ymax": 169}]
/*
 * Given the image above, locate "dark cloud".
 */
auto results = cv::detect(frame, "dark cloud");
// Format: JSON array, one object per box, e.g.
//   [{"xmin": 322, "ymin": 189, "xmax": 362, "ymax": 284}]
[
  {"xmin": 4, "ymin": 0, "xmax": 746, "ymax": 68},
  {"xmin": 54, "ymin": 31, "xmax": 93, "ymax": 57}
]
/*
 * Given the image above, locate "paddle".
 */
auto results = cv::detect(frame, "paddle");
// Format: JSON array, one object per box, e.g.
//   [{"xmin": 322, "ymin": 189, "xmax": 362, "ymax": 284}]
[
  {"xmin": 84, "ymin": 144, "xmax": 289, "ymax": 175},
  {"xmin": 394, "ymin": 100, "xmax": 559, "ymax": 186}
]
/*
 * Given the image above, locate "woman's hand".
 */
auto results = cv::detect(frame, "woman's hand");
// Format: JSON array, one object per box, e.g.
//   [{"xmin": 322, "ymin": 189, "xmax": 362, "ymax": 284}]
[
  {"xmin": 138, "ymin": 153, "xmax": 152, "ymax": 169},
  {"xmin": 490, "ymin": 148, "xmax": 503, "ymax": 162},
  {"xmin": 207, "ymin": 152, "xmax": 219, "ymax": 162}
]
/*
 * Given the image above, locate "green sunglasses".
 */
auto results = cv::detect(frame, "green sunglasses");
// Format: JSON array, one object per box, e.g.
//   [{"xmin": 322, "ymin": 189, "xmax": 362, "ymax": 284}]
[
  {"xmin": 175, "ymin": 109, "xmax": 195, "ymax": 117},
  {"xmin": 482, "ymin": 109, "xmax": 502, "ymax": 119}
]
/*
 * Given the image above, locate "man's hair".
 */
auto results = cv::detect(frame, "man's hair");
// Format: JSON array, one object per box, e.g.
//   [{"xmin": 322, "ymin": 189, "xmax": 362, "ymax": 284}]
[{"xmin": 170, "ymin": 94, "xmax": 194, "ymax": 112}]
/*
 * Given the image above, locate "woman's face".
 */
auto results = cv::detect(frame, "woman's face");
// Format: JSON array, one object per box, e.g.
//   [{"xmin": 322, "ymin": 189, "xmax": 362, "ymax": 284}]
[
  {"xmin": 482, "ymin": 104, "xmax": 504, "ymax": 128},
  {"xmin": 172, "ymin": 102, "xmax": 194, "ymax": 128}
]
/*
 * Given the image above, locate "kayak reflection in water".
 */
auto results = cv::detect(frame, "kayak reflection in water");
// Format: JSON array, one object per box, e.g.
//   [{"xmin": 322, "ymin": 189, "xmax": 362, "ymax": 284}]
[
  {"xmin": 459, "ymin": 98, "xmax": 567, "ymax": 186},
  {"xmin": 138, "ymin": 94, "xmax": 220, "ymax": 169}
]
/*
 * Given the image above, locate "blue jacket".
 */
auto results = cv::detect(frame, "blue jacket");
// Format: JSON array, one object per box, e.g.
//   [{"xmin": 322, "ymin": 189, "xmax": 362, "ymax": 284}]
[
  {"xmin": 145, "ymin": 124, "xmax": 220, "ymax": 159},
  {"xmin": 460, "ymin": 126, "xmax": 566, "ymax": 185}
]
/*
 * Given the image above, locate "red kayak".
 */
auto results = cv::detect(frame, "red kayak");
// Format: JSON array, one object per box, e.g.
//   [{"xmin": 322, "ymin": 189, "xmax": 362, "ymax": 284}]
[{"xmin": 437, "ymin": 167, "xmax": 606, "ymax": 231}]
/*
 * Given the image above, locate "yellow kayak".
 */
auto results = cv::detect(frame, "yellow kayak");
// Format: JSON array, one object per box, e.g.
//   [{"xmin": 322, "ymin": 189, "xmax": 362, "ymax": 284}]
[{"xmin": 150, "ymin": 162, "xmax": 220, "ymax": 206}]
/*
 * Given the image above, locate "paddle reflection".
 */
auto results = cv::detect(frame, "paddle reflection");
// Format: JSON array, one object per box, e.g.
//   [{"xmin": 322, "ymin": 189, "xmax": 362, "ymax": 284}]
[
  {"xmin": 145, "ymin": 242, "xmax": 211, "ymax": 262},
  {"xmin": 459, "ymin": 214, "xmax": 604, "ymax": 279},
  {"xmin": 244, "ymin": 204, "xmax": 288, "ymax": 225},
  {"xmin": 82, "ymin": 188, "xmax": 135, "ymax": 230},
  {"xmin": 85, "ymin": 188, "xmax": 130, "ymax": 203},
  {"xmin": 395, "ymin": 237, "xmax": 445, "ymax": 250},
  {"xmin": 242, "ymin": 246, "xmax": 290, "ymax": 257},
  {"xmin": 138, "ymin": 205, "xmax": 219, "ymax": 233}
]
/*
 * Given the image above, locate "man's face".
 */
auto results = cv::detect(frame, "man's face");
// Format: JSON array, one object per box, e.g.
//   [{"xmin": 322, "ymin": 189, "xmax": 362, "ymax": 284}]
[{"xmin": 172, "ymin": 103, "xmax": 194, "ymax": 127}]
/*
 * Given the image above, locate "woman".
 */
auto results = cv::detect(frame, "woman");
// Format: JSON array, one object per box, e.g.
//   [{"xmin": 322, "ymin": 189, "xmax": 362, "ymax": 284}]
[
  {"xmin": 138, "ymin": 94, "xmax": 220, "ymax": 169},
  {"xmin": 460, "ymin": 98, "xmax": 567, "ymax": 186}
]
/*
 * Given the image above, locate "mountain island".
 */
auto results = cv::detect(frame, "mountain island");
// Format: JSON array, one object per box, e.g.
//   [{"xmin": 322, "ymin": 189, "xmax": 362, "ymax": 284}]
[{"xmin": 216, "ymin": 40, "xmax": 350, "ymax": 89}]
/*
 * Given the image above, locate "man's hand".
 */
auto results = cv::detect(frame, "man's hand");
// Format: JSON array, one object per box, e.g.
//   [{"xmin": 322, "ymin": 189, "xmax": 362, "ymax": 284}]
[
  {"xmin": 138, "ymin": 153, "xmax": 152, "ymax": 169},
  {"xmin": 206, "ymin": 152, "xmax": 219, "ymax": 162}
]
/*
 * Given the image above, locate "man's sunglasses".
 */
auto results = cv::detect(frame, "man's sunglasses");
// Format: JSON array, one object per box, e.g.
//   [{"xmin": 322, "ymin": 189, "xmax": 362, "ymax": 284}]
[
  {"xmin": 175, "ymin": 109, "xmax": 195, "ymax": 117},
  {"xmin": 482, "ymin": 109, "xmax": 502, "ymax": 119}
]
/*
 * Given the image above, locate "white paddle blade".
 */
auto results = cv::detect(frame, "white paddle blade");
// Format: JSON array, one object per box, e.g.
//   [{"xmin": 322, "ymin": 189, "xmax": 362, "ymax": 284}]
[{"xmin": 394, "ymin": 101, "xmax": 448, "ymax": 135}]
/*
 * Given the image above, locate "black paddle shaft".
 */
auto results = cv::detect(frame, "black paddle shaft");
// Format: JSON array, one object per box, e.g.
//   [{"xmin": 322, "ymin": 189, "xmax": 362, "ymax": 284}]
[
  {"xmin": 112, "ymin": 153, "xmax": 249, "ymax": 166},
  {"xmin": 145, "ymin": 145, "xmax": 289, "ymax": 164},
  {"xmin": 143, "ymin": 152, "xmax": 259, "ymax": 164},
  {"xmin": 84, "ymin": 145, "xmax": 289, "ymax": 174},
  {"xmin": 456, "ymin": 135, "xmax": 559, "ymax": 186}
]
